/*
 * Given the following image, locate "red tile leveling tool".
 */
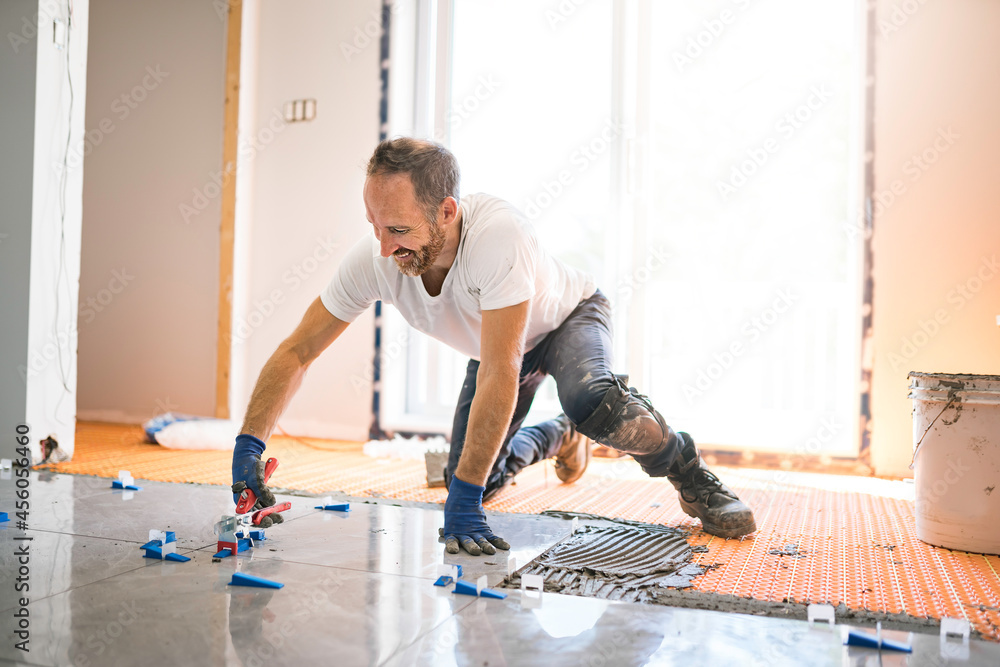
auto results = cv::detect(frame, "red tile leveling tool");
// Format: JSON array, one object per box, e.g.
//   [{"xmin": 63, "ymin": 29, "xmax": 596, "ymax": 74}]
[{"xmin": 233, "ymin": 457, "xmax": 291, "ymax": 525}]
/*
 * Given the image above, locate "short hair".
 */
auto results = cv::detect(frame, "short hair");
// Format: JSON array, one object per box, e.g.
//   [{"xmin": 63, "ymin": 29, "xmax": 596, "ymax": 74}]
[{"xmin": 366, "ymin": 137, "xmax": 461, "ymax": 222}]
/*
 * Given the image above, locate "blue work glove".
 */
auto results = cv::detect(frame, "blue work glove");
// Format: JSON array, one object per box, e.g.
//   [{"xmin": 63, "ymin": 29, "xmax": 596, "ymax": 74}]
[
  {"xmin": 231, "ymin": 434, "xmax": 283, "ymax": 527},
  {"xmin": 440, "ymin": 475, "xmax": 510, "ymax": 556}
]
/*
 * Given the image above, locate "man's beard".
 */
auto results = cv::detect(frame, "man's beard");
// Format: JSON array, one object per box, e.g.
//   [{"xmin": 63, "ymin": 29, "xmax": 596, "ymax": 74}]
[{"xmin": 394, "ymin": 222, "xmax": 446, "ymax": 277}]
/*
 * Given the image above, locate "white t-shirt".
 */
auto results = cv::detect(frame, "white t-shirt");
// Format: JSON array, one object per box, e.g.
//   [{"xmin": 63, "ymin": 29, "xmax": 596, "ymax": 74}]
[{"xmin": 320, "ymin": 193, "xmax": 596, "ymax": 360}]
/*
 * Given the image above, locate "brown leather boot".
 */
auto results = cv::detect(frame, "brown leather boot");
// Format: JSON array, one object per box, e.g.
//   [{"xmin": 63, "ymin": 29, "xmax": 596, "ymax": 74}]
[{"xmin": 554, "ymin": 417, "xmax": 591, "ymax": 484}]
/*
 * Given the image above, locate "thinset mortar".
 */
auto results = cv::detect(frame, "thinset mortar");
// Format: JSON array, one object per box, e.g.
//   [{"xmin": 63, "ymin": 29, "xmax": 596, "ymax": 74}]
[{"xmin": 503, "ymin": 524, "xmax": 706, "ymax": 602}]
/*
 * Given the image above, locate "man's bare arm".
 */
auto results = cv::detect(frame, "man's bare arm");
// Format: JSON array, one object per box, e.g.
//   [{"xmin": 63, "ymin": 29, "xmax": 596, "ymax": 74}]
[
  {"xmin": 454, "ymin": 300, "xmax": 530, "ymax": 485},
  {"xmin": 240, "ymin": 297, "xmax": 349, "ymax": 440}
]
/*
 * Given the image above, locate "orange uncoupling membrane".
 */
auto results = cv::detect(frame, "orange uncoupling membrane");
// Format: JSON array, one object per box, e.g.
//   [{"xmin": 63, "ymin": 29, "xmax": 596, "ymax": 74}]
[{"xmin": 45, "ymin": 422, "xmax": 1000, "ymax": 641}]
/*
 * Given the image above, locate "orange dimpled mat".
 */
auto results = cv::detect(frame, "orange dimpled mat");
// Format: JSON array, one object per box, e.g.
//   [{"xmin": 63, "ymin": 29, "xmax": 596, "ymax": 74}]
[{"xmin": 45, "ymin": 421, "xmax": 1000, "ymax": 641}]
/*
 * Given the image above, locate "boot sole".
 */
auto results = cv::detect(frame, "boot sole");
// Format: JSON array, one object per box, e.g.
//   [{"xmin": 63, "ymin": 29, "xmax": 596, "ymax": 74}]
[{"xmin": 680, "ymin": 500, "xmax": 757, "ymax": 539}]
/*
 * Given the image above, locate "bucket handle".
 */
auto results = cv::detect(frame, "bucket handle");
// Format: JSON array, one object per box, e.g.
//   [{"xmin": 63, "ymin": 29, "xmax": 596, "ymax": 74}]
[{"xmin": 910, "ymin": 395, "xmax": 957, "ymax": 470}]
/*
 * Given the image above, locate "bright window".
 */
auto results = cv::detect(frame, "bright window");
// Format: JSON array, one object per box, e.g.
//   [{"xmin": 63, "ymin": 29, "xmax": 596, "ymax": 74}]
[
  {"xmin": 384, "ymin": 0, "xmax": 863, "ymax": 456},
  {"xmin": 641, "ymin": 0, "xmax": 863, "ymax": 453}
]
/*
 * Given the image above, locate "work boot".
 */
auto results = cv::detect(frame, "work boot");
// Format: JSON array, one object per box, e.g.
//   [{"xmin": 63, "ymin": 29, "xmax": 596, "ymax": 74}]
[
  {"xmin": 553, "ymin": 415, "xmax": 591, "ymax": 484},
  {"xmin": 667, "ymin": 433, "xmax": 756, "ymax": 538}
]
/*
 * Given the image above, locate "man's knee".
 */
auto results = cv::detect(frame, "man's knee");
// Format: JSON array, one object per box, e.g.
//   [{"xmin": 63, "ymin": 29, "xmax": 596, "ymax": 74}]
[
  {"xmin": 560, "ymin": 374, "xmax": 623, "ymax": 427},
  {"xmin": 572, "ymin": 376, "xmax": 671, "ymax": 457}
]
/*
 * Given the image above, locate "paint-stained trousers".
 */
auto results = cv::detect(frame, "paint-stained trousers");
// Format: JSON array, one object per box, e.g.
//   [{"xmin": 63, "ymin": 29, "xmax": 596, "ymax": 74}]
[{"xmin": 446, "ymin": 289, "xmax": 682, "ymax": 499}]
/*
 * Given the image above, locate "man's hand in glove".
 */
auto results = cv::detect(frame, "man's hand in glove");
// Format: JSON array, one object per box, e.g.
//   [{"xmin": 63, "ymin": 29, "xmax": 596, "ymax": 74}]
[
  {"xmin": 231, "ymin": 433, "xmax": 284, "ymax": 529},
  {"xmin": 441, "ymin": 475, "xmax": 510, "ymax": 556}
]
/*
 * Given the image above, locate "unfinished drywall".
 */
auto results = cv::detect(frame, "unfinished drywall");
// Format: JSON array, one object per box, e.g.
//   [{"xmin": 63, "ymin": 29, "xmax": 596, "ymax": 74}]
[
  {"xmin": 0, "ymin": 0, "xmax": 89, "ymax": 461},
  {"xmin": 77, "ymin": 0, "xmax": 226, "ymax": 422},
  {"xmin": 869, "ymin": 0, "xmax": 1000, "ymax": 477},
  {"xmin": 230, "ymin": 0, "xmax": 381, "ymax": 440}
]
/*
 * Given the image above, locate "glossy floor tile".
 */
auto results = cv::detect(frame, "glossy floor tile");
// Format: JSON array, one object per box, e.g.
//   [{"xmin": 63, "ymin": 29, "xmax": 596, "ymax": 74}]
[
  {"xmin": 0, "ymin": 554, "xmax": 474, "ymax": 666},
  {"xmin": 0, "ymin": 528, "xmax": 197, "ymax": 614},
  {"xmin": 2, "ymin": 470, "xmax": 1000, "ymax": 667},
  {"xmin": 0, "ymin": 471, "xmax": 115, "ymax": 508},
  {"xmin": 388, "ymin": 590, "xmax": 1000, "ymax": 667},
  {"xmin": 218, "ymin": 501, "xmax": 570, "ymax": 586}
]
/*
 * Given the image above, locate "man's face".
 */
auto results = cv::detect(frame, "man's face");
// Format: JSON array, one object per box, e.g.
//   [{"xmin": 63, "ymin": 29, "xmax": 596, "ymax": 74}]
[{"xmin": 363, "ymin": 174, "xmax": 446, "ymax": 277}]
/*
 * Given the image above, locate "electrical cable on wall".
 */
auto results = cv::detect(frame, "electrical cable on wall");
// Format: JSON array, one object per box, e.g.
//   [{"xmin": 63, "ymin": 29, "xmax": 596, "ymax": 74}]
[{"xmin": 52, "ymin": 0, "xmax": 75, "ymax": 422}]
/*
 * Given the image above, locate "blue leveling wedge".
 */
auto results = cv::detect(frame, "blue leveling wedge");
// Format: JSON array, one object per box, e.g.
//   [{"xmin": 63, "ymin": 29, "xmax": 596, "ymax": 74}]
[
  {"xmin": 480, "ymin": 588, "xmax": 507, "ymax": 599},
  {"xmin": 844, "ymin": 630, "xmax": 912, "ymax": 652},
  {"xmin": 229, "ymin": 572, "xmax": 284, "ymax": 589},
  {"xmin": 452, "ymin": 580, "xmax": 479, "ymax": 596},
  {"xmin": 141, "ymin": 544, "xmax": 191, "ymax": 562},
  {"xmin": 315, "ymin": 503, "xmax": 350, "ymax": 512},
  {"xmin": 450, "ymin": 579, "xmax": 507, "ymax": 599}
]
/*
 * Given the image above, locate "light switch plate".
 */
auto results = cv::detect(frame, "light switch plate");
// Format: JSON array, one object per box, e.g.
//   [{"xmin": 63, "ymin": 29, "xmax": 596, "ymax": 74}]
[{"xmin": 53, "ymin": 19, "xmax": 67, "ymax": 49}]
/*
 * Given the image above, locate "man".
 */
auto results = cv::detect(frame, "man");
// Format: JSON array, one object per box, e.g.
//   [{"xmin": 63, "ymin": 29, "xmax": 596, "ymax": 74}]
[{"xmin": 231, "ymin": 138, "xmax": 756, "ymax": 556}]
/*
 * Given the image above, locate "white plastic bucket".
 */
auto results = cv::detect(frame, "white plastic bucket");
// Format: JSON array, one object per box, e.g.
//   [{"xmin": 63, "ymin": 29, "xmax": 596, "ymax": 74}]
[{"xmin": 909, "ymin": 372, "xmax": 1000, "ymax": 554}]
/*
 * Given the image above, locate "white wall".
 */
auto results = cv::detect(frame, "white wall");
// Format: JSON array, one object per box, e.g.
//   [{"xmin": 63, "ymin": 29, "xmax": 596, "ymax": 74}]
[
  {"xmin": 231, "ymin": 0, "xmax": 381, "ymax": 440},
  {"xmin": 77, "ymin": 0, "xmax": 226, "ymax": 422},
  {"xmin": 0, "ymin": 0, "xmax": 88, "ymax": 461},
  {"xmin": 870, "ymin": 0, "xmax": 1000, "ymax": 476}
]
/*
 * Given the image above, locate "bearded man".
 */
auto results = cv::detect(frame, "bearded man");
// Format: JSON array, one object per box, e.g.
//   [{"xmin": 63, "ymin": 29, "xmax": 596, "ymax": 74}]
[{"xmin": 231, "ymin": 138, "xmax": 756, "ymax": 556}]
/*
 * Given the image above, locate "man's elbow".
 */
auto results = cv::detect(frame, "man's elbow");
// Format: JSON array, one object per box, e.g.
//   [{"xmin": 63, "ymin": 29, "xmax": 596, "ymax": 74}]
[{"xmin": 278, "ymin": 339, "xmax": 317, "ymax": 369}]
